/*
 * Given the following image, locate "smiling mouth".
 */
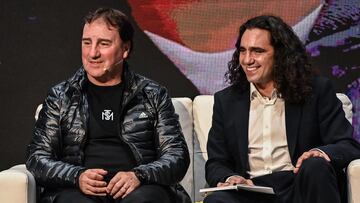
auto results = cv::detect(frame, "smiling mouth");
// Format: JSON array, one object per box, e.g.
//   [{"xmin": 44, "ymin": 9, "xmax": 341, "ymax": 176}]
[
  {"xmin": 89, "ymin": 61, "xmax": 102, "ymax": 64},
  {"xmin": 87, "ymin": 61, "xmax": 104, "ymax": 67},
  {"xmin": 246, "ymin": 66, "xmax": 260, "ymax": 71}
]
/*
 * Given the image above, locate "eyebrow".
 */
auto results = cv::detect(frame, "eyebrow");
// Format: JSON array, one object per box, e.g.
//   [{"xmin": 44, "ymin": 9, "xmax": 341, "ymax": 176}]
[
  {"xmin": 239, "ymin": 46, "xmax": 266, "ymax": 51},
  {"xmin": 81, "ymin": 38, "xmax": 112, "ymax": 43},
  {"xmin": 98, "ymin": 38, "xmax": 112, "ymax": 43}
]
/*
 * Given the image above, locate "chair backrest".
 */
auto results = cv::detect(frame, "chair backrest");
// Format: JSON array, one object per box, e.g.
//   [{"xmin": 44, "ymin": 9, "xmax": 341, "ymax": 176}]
[
  {"xmin": 336, "ymin": 93, "xmax": 353, "ymax": 124},
  {"xmin": 192, "ymin": 95, "xmax": 214, "ymax": 160},
  {"xmin": 171, "ymin": 98, "xmax": 194, "ymax": 201}
]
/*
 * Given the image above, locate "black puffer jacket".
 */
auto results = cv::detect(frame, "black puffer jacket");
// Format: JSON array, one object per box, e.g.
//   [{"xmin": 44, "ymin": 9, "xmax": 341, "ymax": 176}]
[{"xmin": 26, "ymin": 65, "xmax": 190, "ymax": 202}]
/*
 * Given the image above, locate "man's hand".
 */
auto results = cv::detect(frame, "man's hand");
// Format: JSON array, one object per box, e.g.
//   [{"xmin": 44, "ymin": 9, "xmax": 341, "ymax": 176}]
[
  {"xmin": 294, "ymin": 150, "xmax": 330, "ymax": 173},
  {"xmin": 217, "ymin": 175, "xmax": 254, "ymax": 187},
  {"xmin": 107, "ymin": 171, "xmax": 140, "ymax": 199},
  {"xmin": 79, "ymin": 169, "xmax": 108, "ymax": 196}
]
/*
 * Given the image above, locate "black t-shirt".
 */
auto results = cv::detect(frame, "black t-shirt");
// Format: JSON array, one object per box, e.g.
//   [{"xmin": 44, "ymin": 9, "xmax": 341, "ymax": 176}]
[{"xmin": 84, "ymin": 81, "xmax": 136, "ymax": 181}]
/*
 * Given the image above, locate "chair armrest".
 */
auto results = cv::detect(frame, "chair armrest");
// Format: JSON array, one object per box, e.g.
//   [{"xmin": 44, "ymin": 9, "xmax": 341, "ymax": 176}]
[
  {"xmin": 348, "ymin": 159, "xmax": 360, "ymax": 203},
  {"xmin": 0, "ymin": 164, "xmax": 36, "ymax": 203}
]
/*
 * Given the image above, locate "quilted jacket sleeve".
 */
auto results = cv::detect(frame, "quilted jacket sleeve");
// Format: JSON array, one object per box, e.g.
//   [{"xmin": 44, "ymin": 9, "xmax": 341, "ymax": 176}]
[
  {"xmin": 26, "ymin": 85, "xmax": 84, "ymax": 188},
  {"xmin": 132, "ymin": 85, "xmax": 190, "ymax": 185}
]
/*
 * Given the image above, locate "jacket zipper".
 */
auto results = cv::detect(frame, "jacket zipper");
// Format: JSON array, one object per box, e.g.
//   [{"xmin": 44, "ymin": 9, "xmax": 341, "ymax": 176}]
[{"xmin": 117, "ymin": 81, "xmax": 150, "ymax": 165}]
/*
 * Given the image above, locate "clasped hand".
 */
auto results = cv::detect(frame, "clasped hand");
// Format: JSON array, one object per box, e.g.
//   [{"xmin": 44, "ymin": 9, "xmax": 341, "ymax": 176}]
[
  {"xmin": 79, "ymin": 169, "xmax": 140, "ymax": 199},
  {"xmin": 217, "ymin": 175, "xmax": 254, "ymax": 187}
]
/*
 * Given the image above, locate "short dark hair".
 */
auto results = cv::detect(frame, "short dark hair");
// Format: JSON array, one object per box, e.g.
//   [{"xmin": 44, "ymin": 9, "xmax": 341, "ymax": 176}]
[
  {"xmin": 226, "ymin": 15, "xmax": 313, "ymax": 103},
  {"xmin": 84, "ymin": 7, "xmax": 134, "ymax": 54}
]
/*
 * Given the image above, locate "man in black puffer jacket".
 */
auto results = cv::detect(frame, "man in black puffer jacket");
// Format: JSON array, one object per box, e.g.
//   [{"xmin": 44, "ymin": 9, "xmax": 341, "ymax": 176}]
[{"xmin": 26, "ymin": 7, "xmax": 190, "ymax": 203}]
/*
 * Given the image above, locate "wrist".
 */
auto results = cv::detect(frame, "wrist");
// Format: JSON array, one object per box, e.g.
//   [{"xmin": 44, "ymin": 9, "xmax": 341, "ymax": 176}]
[
  {"xmin": 76, "ymin": 169, "xmax": 86, "ymax": 188},
  {"xmin": 132, "ymin": 169, "xmax": 147, "ymax": 184}
]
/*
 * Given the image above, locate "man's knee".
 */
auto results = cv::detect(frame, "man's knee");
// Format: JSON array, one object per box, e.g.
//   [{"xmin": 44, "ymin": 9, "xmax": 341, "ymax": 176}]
[
  {"xmin": 204, "ymin": 191, "xmax": 240, "ymax": 203},
  {"xmin": 204, "ymin": 192, "xmax": 227, "ymax": 203},
  {"xmin": 121, "ymin": 193, "xmax": 148, "ymax": 203},
  {"xmin": 298, "ymin": 157, "xmax": 335, "ymax": 181},
  {"xmin": 121, "ymin": 185, "xmax": 172, "ymax": 203},
  {"xmin": 294, "ymin": 157, "xmax": 341, "ymax": 202},
  {"xmin": 55, "ymin": 189, "xmax": 99, "ymax": 203},
  {"xmin": 300, "ymin": 157, "xmax": 332, "ymax": 171}
]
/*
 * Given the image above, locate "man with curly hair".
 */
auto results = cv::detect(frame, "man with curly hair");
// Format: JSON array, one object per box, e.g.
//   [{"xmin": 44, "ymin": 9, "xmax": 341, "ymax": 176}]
[{"xmin": 204, "ymin": 15, "xmax": 360, "ymax": 203}]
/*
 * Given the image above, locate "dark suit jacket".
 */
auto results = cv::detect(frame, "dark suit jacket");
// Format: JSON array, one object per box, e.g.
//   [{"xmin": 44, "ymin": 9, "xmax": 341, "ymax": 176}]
[{"xmin": 205, "ymin": 76, "xmax": 360, "ymax": 187}]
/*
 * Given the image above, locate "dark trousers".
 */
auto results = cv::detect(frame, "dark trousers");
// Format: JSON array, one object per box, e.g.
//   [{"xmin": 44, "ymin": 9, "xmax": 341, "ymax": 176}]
[
  {"xmin": 204, "ymin": 157, "xmax": 345, "ymax": 203},
  {"xmin": 55, "ymin": 184, "xmax": 173, "ymax": 203}
]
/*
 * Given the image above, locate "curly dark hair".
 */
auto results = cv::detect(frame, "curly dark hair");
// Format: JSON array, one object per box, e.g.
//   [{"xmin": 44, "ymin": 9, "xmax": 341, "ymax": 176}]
[
  {"xmin": 226, "ymin": 15, "xmax": 314, "ymax": 104},
  {"xmin": 84, "ymin": 7, "xmax": 134, "ymax": 55}
]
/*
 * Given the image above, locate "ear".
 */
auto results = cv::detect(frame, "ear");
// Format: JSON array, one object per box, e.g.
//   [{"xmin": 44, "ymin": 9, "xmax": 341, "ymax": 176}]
[
  {"xmin": 122, "ymin": 42, "xmax": 131, "ymax": 59},
  {"xmin": 123, "ymin": 50, "xmax": 129, "ymax": 59}
]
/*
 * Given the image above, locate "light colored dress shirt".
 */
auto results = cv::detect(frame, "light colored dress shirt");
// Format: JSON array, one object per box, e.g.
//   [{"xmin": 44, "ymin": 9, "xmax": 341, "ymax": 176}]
[{"xmin": 247, "ymin": 83, "xmax": 294, "ymax": 178}]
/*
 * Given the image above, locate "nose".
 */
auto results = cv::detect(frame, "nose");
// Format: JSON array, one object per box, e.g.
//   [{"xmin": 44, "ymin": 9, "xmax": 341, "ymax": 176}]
[
  {"xmin": 241, "ymin": 51, "xmax": 254, "ymax": 65},
  {"xmin": 89, "ymin": 44, "xmax": 100, "ymax": 59}
]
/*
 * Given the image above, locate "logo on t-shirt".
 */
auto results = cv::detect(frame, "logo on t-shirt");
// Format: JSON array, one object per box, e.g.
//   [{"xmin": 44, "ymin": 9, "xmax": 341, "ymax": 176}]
[
  {"xmin": 139, "ymin": 112, "xmax": 148, "ymax": 119},
  {"xmin": 102, "ymin": 110, "xmax": 113, "ymax": 121}
]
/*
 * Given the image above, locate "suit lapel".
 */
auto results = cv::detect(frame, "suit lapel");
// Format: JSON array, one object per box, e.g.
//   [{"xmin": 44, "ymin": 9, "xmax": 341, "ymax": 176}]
[
  {"xmin": 231, "ymin": 87, "xmax": 303, "ymax": 169},
  {"xmin": 285, "ymin": 102, "xmax": 302, "ymax": 162},
  {"xmin": 233, "ymin": 89, "xmax": 251, "ymax": 171}
]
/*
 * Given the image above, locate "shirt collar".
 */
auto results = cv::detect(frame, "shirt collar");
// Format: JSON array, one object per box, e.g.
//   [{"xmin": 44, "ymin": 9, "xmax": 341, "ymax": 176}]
[{"xmin": 250, "ymin": 83, "xmax": 280, "ymax": 104}]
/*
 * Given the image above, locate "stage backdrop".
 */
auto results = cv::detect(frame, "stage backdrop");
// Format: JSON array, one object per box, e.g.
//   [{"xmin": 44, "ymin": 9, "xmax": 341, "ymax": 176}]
[{"xmin": 0, "ymin": 0, "xmax": 359, "ymax": 171}]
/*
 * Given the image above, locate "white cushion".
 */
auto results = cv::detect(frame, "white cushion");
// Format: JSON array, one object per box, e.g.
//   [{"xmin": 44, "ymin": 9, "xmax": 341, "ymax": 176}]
[
  {"xmin": 336, "ymin": 93, "xmax": 353, "ymax": 124},
  {"xmin": 193, "ymin": 95, "xmax": 214, "ymax": 160},
  {"xmin": 172, "ymin": 98, "xmax": 194, "ymax": 200},
  {"xmin": 0, "ymin": 164, "xmax": 36, "ymax": 203},
  {"xmin": 348, "ymin": 159, "xmax": 360, "ymax": 203}
]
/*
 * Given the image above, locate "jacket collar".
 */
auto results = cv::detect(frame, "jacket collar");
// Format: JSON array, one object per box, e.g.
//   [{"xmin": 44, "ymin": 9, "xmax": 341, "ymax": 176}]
[
  {"xmin": 67, "ymin": 67, "xmax": 87, "ymax": 91},
  {"xmin": 121, "ymin": 62, "xmax": 149, "ymax": 107},
  {"xmin": 68, "ymin": 62, "xmax": 149, "ymax": 99}
]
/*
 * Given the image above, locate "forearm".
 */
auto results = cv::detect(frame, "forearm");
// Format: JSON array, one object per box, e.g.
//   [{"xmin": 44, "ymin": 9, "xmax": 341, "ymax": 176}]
[
  {"xmin": 132, "ymin": 144, "xmax": 190, "ymax": 185},
  {"xmin": 316, "ymin": 78, "xmax": 360, "ymax": 169},
  {"xmin": 26, "ymin": 152, "xmax": 85, "ymax": 188},
  {"xmin": 205, "ymin": 159, "xmax": 239, "ymax": 187},
  {"xmin": 141, "ymin": 87, "xmax": 190, "ymax": 185},
  {"xmin": 318, "ymin": 139, "xmax": 360, "ymax": 169},
  {"xmin": 26, "ymin": 97, "xmax": 85, "ymax": 188}
]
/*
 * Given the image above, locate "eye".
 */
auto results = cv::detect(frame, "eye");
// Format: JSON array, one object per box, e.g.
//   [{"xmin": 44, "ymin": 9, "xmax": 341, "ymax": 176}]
[
  {"xmin": 239, "ymin": 48, "xmax": 246, "ymax": 53},
  {"xmin": 100, "ymin": 42, "xmax": 110, "ymax": 46},
  {"xmin": 82, "ymin": 40, "xmax": 91, "ymax": 45},
  {"xmin": 254, "ymin": 48, "xmax": 265, "ymax": 53},
  {"xmin": 99, "ymin": 40, "xmax": 111, "ymax": 47}
]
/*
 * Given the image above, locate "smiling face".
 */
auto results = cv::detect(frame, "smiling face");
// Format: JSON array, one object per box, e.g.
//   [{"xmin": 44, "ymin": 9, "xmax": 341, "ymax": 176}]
[
  {"xmin": 82, "ymin": 18, "xmax": 129, "ymax": 86},
  {"xmin": 239, "ymin": 28, "xmax": 275, "ymax": 92}
]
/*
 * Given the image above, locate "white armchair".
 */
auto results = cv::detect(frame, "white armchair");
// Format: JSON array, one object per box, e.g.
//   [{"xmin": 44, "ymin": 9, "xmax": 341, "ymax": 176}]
[
  {"xmin": 190, "ymin": 94, "xmax": 360, "ymax": 203},
  {"xmin": 0, "ymin": 164, "xmax": 36, "ymax": 203}
]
